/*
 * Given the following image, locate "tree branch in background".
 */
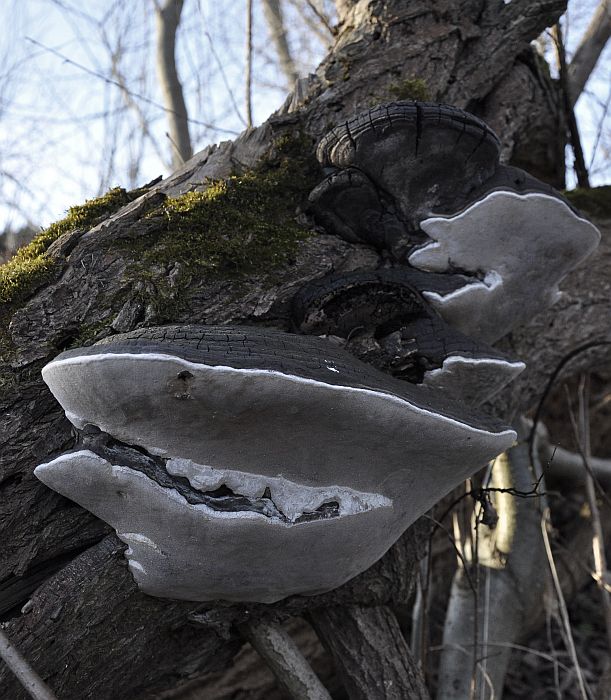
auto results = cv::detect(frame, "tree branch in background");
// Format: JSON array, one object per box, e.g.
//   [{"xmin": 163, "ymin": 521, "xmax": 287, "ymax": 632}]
[
  {"xmin": 292, "ymin": 0, "xmax": 335, "ymax": 41},
  {"xmin": 573, "ymin": 379, "xmax": 611, "ymax": 649},
  {"xmin": 239, "ymin": 619, "xmax": 332, "ymax": 700},
  {"xmin": 553, "ymin": 21, "xmax": 591, "ymax": 188},
  {"xmin": 154, "ymin": 0, "xmax": 192, "ymax": 168},
  {"xmin": 245, "ymin": 0, "xmax": 254, "ymax": 128},
  {"xmin": 437, "ymin": 420, "xmax": 549, "ymax": 699},
  {"xmin": 262, "ymin": 0, "xmax": 299, "ymax": 89},
  {"xmin": 568, "ymin": 0, "xmax": 611, "ymax": 106}
]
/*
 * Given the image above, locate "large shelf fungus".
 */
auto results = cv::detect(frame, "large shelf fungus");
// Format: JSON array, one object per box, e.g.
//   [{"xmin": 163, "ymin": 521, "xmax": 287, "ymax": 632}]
[{"xmin": 35, "ymin": 325, "xmax": 515, "ymax": 603}]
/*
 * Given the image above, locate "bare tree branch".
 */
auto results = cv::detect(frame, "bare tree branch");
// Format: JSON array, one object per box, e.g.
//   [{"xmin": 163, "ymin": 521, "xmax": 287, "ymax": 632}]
[
  {"xmin": 437, "ymin": 420, "xmax": 549, "ymax": 700},
  {"xmin": 23, "ymin": 37, "xmax": 237, "ymax": 135},
  {"xmin": 262, "ymin": 0, "xmax": 299, "ymax": 89},
  {"xmin": 0, "ymin": 629, "xmax": 57, "ymax": 700},
  {"xmin": 240, "ymin": 619, "xmax": 332, "ymax": 700},
  {"xmin": 568, "ymin": 0, "xmax": 611, "ymax": 106},
  {"xmin": 288, "ymin": 0, "xmax": 335, "ymax": 41},
  {"xmin": 553, "ymin": 21, "xmax": 591, "ymax": 187},
  {"xmin": 245, "ymin": 0, "xmax": 254, "ymax": 128},
  {"xmin": 154, "ymin": 0, "xmax": 193, "ymax": 168}
]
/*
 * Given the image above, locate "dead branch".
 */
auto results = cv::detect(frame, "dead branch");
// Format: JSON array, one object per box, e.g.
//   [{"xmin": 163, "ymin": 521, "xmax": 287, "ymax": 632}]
[
  {"xmin": 567, "ymin": 0, "xmax": 611, "ymax": 106},
  {"xmin": 240, "ymin": 619, "xmax": 331, "ymax": 699}
]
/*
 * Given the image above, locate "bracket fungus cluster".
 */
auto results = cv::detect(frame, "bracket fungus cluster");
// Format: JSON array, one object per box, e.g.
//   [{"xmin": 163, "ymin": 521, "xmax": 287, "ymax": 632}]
[
  {"xmin": 35, "ymin": 101, "xmax": 601, "ymax": 603},
  {"xmin": 310, "ymin": 102, "xmax": 600, "ymax": 343}
]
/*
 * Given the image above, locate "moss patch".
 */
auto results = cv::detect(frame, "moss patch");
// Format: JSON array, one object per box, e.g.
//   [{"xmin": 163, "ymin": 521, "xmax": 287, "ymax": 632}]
[
  {"xmin": 124, "ymin": 135, "xmax": 320, "ymax": 318},
  {"xmin": 389, "ymin": 78, "xmax": 430, "ymax": 101},
  {"xmin": 0, "ymin": 186, "xmax": 146, "ymax": 307},
  {"xmin": 564, "ymin": 186, "xmax": 611, "ymax": 219}
]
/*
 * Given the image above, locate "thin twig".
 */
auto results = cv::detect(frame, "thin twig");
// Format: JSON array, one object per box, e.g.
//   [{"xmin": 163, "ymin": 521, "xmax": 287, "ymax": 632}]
[
  {"xmin": 576, "ymin": 376, "xmax": 611, "ymax": 653},
  {"xmin": 540, "ymin": 508, "xmax": 590, "ymax": 700},
  {"xmin": 24, "ymin": 36, "xmax": 239, "ymax": 135},
  {"xmin": 204, "ymin": 31, "xmax": 247, "ymax": 127},
  {"xmin": 470, "ymin": 477, "xmax": 480, "ymax": 700},
  {"xmin": 303, "ymin": 0, "xmax": 336, "ymax": 36},
  {"xmin": 423, "ymin": 513, "xmax": 477, "ymax": 596},
  {"xmin": 588, "ymin": 84, "xmax": 611, "ymax": 171},
  {"xmin": 0, "ymin": 628, "xmax": 57, "ymax": 700},
  {"xmin": 432, "ymin": 643, "xmax": 496, "ymax": 699},
  {"xmin": 529, "ymin": 339, "xmax": 611, "ymax": 465},
  {"xmin": 552, "ymin": 22, "xmax": 590, "ymax": 187},
  {"xmin": 245, "ymin": 0, "xmax": 254, "ymax": 128},
  {"xmin": 432, "ymin": 640, "xmax": 575, "ymax": 675},
  {"xmin": 563, "ymin": 386, "xmax": 611, "ymax": 510}
]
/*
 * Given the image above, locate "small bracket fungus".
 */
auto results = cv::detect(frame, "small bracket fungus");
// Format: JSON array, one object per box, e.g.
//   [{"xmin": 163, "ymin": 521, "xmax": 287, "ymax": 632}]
[
  {"xmin": 408, "ymin": 191, "xmax": 601, "ymax": 342},
  {"xmin": 291, "ymin": 268, "xmax": 524, "ymax": 405},
  {"xmin": 310, "ymin": 101, "xmax": 601, "ymax": 343},
  {"xmin": 35, "ymin": 326, "xmax": 515, "ymax": 603},
  {"xmin": 315, "ymin": 102, "xmax": 501, "ymax": 235}
]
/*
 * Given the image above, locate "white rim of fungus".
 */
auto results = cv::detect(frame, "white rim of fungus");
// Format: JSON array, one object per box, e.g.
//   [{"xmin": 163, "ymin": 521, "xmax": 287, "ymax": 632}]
[
  {"xmin": 43, "ymin": 352, "xmax": 517, "ymax": 441},
  {"xmin": 422, "ymin": 355, "xmax": 526, "ymax": 380}
]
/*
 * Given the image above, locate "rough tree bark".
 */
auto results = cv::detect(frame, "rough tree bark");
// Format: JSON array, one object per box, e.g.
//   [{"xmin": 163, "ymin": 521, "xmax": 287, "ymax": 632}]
[{"xmin": 1, "ymin": 1, "xmax": 609, "ymax": 698}]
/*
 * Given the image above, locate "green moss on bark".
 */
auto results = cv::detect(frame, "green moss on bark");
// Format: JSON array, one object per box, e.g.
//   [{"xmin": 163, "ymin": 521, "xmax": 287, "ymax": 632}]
[
  {"xmin": 122, "ymin": 135, "xmax": 320, "ymax": 319},
  {"xmin": 564, "ymin": 186, "xmax": 611, "ymax": 219},
  {"xmin": 0, "ymin": 187, "xmax": 146, "ymax": 307},
  {"xmin": 389, "ymin": 78, "xmax": 429, "ymax": 101},
  {"xmin": 143, "ymin": 140, "xmax": 316, "ymax": 272}
]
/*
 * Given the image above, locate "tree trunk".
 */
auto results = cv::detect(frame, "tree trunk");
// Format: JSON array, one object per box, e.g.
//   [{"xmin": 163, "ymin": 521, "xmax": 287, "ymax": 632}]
[
  {"xmin": 262, "ymin": 0, "xmax": 299, "ymax": 88},
  {"xmin": 567, "ymin": 0, "xmax": 611, "ymax": 106},
  {"xmin": 1, "ymin": 1, "xmax": 609, "ymax": 698},
  {"xmin": 155, "ymin": 0, "xmax": 192, "ymax": 168}
]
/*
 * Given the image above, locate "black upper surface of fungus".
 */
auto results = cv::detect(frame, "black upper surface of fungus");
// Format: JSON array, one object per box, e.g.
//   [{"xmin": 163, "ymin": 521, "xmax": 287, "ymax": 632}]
[{"xmin": 314, "ymin": 101, "xmax": 501, "ymax": 232}]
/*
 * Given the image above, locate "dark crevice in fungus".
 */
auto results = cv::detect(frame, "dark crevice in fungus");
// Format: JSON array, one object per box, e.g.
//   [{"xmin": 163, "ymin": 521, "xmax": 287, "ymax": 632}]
[
  {"xmin": 291, "ymin": 267, "xmax": 524, "ymax": 400},
  {"xmin": 78, "ymin": 428, "xmax": 342, "ymax": 525}
]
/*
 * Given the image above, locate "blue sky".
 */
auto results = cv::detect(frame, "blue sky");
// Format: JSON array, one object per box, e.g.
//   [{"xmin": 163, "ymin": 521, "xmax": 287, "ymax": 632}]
[{"xmin": 0, "ymin": 0, "xmax": 608, "ymax": 234}]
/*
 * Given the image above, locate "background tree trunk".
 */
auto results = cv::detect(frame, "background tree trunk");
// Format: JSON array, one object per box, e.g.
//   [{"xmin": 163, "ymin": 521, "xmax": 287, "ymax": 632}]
[
  {"xmin": 1, "ymin": 1, "xmax": 609, "ymax": 698},
  {"xmin": 154, "ymin": 0, "xmax": 193, "ymax": 168}
]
